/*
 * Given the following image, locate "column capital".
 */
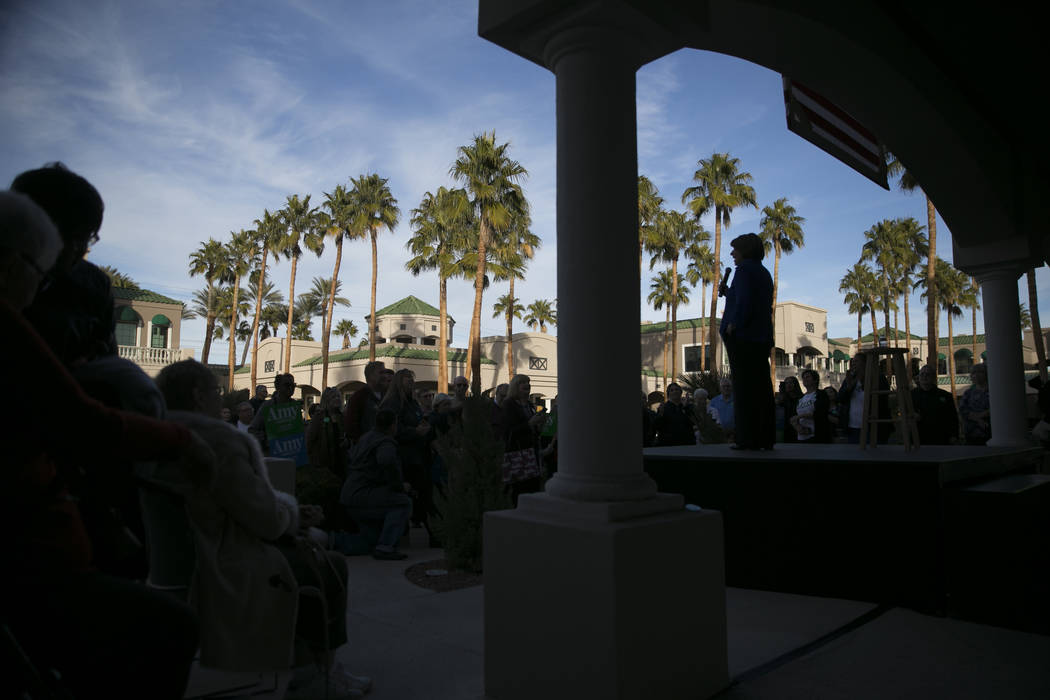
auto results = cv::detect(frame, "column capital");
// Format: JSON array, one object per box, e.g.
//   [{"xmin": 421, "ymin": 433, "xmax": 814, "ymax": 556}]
[
  {"xmin": 543, "ymin": 24, "xmax": 642, "ymax": 71},
  {"xmin": 961, "ymin": 259, "xmax": 1024, "ymax": 283}
]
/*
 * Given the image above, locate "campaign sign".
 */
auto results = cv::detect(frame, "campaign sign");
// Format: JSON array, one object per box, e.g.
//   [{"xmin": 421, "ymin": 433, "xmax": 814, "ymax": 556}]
[{"xmin": 265, "ymin": 400, "xmax": 308, "ymax": 466}]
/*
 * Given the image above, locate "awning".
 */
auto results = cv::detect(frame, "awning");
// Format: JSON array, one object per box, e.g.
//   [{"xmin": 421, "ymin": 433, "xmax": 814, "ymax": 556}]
[
  {"xmin": 981, "ymin": 350, "xmax": 987, "ymax": 359},
  {"xmin": 151, "ymin": 314, "xmax": 172, "ymax": 327},
  {"xmin": 955, "ymin": 348, "xmax": 973, "ymax": 357},
  {"xmin": 832, "ymin": 349, "xmax": 850, "ymax": 361},
  {"xmin": 116, "ymin": 306, "xmax": 140, "ymax": 323},
  {"xmin": 938, "ymin": 353, "xmax": 946, "ymax": 360}
]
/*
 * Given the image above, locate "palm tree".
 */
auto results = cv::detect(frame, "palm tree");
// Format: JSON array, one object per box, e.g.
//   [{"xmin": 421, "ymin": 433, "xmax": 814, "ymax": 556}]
[
  {"xmin": 292, "ymin": 293, "xmax": 323, "ymax": 341},
  {"xmin": 319, "ymin": 184, "xmax": 356, "ymax": 389},
  {"xmin": 303, "ymin": 276, "xmax": 350, "ymax": 319},
  {"xmin": 490, "ymin": 207, "xmax": 540, "ymax": 382},
  {"xmin": 276, "ymin": 194, "xmax": 323, "ymax": 372},
  {"xmin": 1020, "ymin": 303, "xmax": 1033, "ymax": 332},
  {"xmin": 649, "ymin": 209, "xmax": 704, "ymax": 380},
  {"xmin": 840, "ymin": 263, "xmax": 878, "ymax": 346},
  {"xmin": 681, "ymin": 153, "xmax": 758, "ymax": 371},
  {"xmin": 648, "ymin": 270, "xmax": 674, "ymax": 389},
  {"xmin": 1027, "ymin": 269, "xmax": 1048, "ymax": 384},
  {"xmin": 648, "ymin": 270, "xmax": 689, "ymax": 389},
  {"xmin": 212, "ymin": 285, "xmax": 251, "ymax": 365},
  {"xmin": 350, "ymin": 173, "xmax": 400, "ymax": 363},
  {"xmin": 406, "ymin": 186, "xmax": 475, "ymax": 394},
  {"xmin": 260, "ymin": 301, "xmax": 286, "ymax": 340},
  {"xmin": 524, "ymin": 299, "xmax": 557, "ymax": 333},
  {"xmin": 333, "ymin": 319, "xmax": 359, "ymax": 350},
  {"xmin": 888, "ymin": 154, "xmax": 940, "ymax": 373},
  {"xmin": 684, "ymin": 243, "xmax": 717, "ymax": 371},
  {"xmin": 493, "ymin": 293, "xmax": 525, "ymax": 377},
  {"xmin": 100, "ymin": 265, "xmax": 139, "ymax": 289},
  {"xmin": 861, "ymin": 219, "xmax": 907, "ymax": 347},
  {"xmin": 966, "ymin": 276, "xmax": 980, "ymax": 364},
  {"xmin": 638, "ymin": 174, "xmax": 664, "ymax": 279},
  {"xmin": 221, "ymin": 230, "xmax": 258, "ymax": 391},
  {"xmin": 249, "ymin": 208, "xmax": 284, "ymax": 390},
  {"xmin": 451, "ymin": 132, "xmax": 528, "ymax": 395},
  {"xmin": 759, "ymin": 197, "xmax": 806, "ymax": 387},
  {"xmin": 243, "ymin": 276, "xmax": 285, "ymax": 344},
  {"xmin": 918, "ymin": 258, "xmax": 966, "ymax": 399},
  {"xmin": 892, "ymin": 217, "xmax": 928, "ymax": 379},
  {"xmin": 188, "ymin": 238, "xmax": 226, "ymax": 365}
]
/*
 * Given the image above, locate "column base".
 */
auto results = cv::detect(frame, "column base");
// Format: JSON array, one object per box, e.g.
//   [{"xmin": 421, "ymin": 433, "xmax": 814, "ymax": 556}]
[{"xmin": 484, "ymin": 494, "xmax": 728, "ymax": 700}]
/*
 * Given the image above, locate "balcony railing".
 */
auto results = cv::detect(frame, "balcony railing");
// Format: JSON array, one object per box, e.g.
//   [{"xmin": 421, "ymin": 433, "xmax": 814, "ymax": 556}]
[{"xmin": 118, "ymin": 345, "xmax": 186, "ymax": 366}]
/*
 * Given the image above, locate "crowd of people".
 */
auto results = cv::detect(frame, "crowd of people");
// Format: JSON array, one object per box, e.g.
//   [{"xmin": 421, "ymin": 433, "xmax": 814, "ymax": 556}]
[{"xmin": 647, "ymin": 353, "xmax": 1011, "ymax": 448}]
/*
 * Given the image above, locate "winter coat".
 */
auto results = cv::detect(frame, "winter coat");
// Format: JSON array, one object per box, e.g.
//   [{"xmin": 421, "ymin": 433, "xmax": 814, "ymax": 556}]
[{"xmin": 159, "ymin": 411, "xmax": 300, "ymax": 672}]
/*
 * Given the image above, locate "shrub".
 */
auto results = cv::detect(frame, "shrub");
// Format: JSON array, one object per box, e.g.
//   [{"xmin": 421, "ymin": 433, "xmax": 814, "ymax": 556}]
[{"xmin": 431, "ymin": 397, "xmax": 511, "ymax": 574}]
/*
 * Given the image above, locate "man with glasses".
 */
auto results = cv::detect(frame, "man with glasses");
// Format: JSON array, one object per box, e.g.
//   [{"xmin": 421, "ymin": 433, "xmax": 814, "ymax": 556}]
[
  {"xmin": 249, "ymin": 373, "xmax": 302, "ymax": 455},
  {"xmin": 911, "ymin": 364, "xmax": 959, "ymax": 445},
  {"xmin": 13, "ymin": 163, "xmax": 116, "ymax": 365},
  {"xmin": 452, "ymin": 375, "xmax": 469, "ymax": 403}
]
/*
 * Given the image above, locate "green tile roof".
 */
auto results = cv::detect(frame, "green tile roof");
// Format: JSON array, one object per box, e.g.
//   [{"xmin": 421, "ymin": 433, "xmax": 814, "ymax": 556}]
[
  {"xmin": 371, "ymin": 295, "xmax": 441, "ymax": 318},
  {"xmin": 859, "ymin": 327, "xmax": 924, "ymax": 342},
  {"xmin": 828, "ymin": 337, "xmax": 852, "ymax": 348},
  {"xmin": 112, "ymin": 287, "xmax": 184, "ymax": 305},
  {"xmin": 294, "ymin": 344, "xmax": 494, "ymax": 367},
  {"xmin": 640, "ymin": 317, "xmax": 717, "ymax": 335},
  {"xmin": 939, "ymin": 334, "xmax": 984, "ymax": 346}
]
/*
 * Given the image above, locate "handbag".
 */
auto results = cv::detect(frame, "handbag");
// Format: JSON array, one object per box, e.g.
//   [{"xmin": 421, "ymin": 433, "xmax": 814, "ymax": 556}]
[{"xmin": 501, "ymin": 447, "xmax": 541, "ymax": 484}]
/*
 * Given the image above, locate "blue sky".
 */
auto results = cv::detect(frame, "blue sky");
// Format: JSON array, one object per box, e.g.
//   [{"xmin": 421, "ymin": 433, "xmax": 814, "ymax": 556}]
[{"xmin": 3, "ymin": 0, "xmax": 1044, "ymax": 360}]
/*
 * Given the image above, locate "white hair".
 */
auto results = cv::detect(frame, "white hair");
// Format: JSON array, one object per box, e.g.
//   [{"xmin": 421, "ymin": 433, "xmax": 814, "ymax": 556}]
[
  {"xmin": 0, "ymin": 190, "xmax": 61, "ymax": 272},
  {"xmin": 693, "ymin": 388, "xmax": 709, "ymax": 400}
]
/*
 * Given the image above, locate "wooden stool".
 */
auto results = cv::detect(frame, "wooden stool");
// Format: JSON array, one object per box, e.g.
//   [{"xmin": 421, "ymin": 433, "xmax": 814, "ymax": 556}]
[{"xmin": 859, "ymin": 347, "xmax": 920, "ymax": 450}]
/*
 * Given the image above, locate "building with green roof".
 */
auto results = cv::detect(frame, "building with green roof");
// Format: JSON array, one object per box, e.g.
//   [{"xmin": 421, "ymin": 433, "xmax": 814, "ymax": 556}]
[
  {"xmin": 234, "ymin": 295, "xmax": 557, "ymax": 403},
  {"xmin": 112, "ymin": 286, "xmax": 193, "ymax": 376}
]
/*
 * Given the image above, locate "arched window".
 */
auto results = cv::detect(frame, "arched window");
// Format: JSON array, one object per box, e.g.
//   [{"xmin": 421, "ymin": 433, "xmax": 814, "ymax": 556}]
[
  {"xmin": 115, "ymin": 306, "xmax": 140, "ymax": 346},
  {"xmin": 151, "ymin": 314, "xmax": 171, "ymax": 348}
]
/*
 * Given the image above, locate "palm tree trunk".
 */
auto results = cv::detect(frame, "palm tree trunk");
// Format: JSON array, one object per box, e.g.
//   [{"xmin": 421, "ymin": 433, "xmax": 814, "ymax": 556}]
[
  {"xmin": 284, "ymin": 256, "xmax": 298, "ymax": 373},
  {"xmin": 904, "ymin": 285, "xmax": 913, "ymax": 379},
  {"xmin": 708, "ymin": 209, "xmax": 722, "ymax": 371},
  {"xmin": 321, "ymin": 237, "xmax": 343, "ymax": 390},
  {"xmin": 926, "ymin": 195, "xmax": 938, "ymax": 376},
  {"xmin": 948, "ymin": 312, "xmax": 957, "ymax": 400},
  {"xmin": 240, "ymin": 330, "xmax": 251, "ymax": 366},
  {"xmin": 769, "ymin": 243, "xmax": 781, "ymax": 390},
  {"xmin": 857, "ymin": 311, "xmax": 862, "ymax": 347},
  {"xmin": 506, "ymin": 277, "xmax": 515, "ymax": 382},
  {"xmin": 1028, "ymin": 269, "xmax": 1048, "ymax": 384},
  {"xmin": 971, "ymin": 277, "xmax": 978, "ymax": 364},
  {"xmin": 369, "ymin": 229, "xmax": 378, "ymax": 363},
  {"xmin": 468, "ymin": 220, "xmax": 491, "ymax": 396},
  {"xmin": 201, "ymin": 281, "xmax": 216, "ymax": 365},
  {"xmin": 438, "ymin": 276, "xmax": 449, "ymax": 394},
  {"xmin": 870, "ymin": 308, "xmax": 879, "ymax": 342},
  {"xmin": 662, "ymin": 307, "xmax": 669, "ymax": 390},
  {"xmin": 671, "ymin": 259, "xmax": 679, "ymax": 381},
  {"xmin": 699, "ymin": 282, "xmax": 707, "ymax": 371},
  {"xmin": 882, "ymin": 271, "xmax": 891, "ymax": 346},
  {"xmin": 893, "ymin": 307, "xmax": 900, "ymax": 350},
  {"xmin": 250, "ymin": 249, "xmax": 268, "ymax": 391},
  {"xmin": 228, "ymin": 278, "xmax": 240, "ymax": 391}
]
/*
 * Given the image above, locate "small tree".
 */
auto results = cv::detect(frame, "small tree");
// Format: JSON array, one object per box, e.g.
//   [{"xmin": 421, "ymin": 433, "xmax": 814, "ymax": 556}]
[{"xmin": 431, "ymin": 397, "xmax": 511, "ymax": 573}]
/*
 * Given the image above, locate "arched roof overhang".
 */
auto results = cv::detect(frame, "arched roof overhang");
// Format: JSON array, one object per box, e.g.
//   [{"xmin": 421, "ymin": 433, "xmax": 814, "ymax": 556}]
[{"xmin": 479, "ymin": 1, "xmax": 1049, "ymax": 273}]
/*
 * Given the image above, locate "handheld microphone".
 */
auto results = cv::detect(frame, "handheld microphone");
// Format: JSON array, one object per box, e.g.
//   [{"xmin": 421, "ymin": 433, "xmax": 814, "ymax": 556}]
[{"xmin": 718, "ymin": 266, "xmax": 733, "ymax": 297}]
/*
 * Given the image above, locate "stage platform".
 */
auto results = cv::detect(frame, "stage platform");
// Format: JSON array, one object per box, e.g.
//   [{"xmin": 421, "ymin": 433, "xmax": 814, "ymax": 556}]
[{"xmin": 644, "ymin": 443, "xmax": 1050, "ymax": 631}]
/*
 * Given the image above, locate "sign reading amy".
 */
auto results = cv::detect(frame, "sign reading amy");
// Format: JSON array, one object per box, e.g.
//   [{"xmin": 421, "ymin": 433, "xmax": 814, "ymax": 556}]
[{"xmin": 265, "ymin": 400, "xmax": 307, "ymax": 466}]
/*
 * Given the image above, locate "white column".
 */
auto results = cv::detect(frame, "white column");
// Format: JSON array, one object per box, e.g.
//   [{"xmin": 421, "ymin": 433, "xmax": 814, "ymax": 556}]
[
  {"xmin": 787, "ymin": 352, "xmax": 794, "ymax": 367},
  {"xmin": 146, "ymin": 321, "xmax": 152, "ymax": 349},
  {"xmin": 976, "ymin": 267, "xmax": 1029, "ymax": 446},
  {"xmin": 542, "ymin": 26, "xmax": 654, "ymax": 503}
]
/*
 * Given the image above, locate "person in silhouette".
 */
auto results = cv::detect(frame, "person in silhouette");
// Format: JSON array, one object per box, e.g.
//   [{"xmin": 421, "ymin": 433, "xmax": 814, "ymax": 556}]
[{"xmin": 719, "ymin": 233, "xmax": 776, "ymax": 450}]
